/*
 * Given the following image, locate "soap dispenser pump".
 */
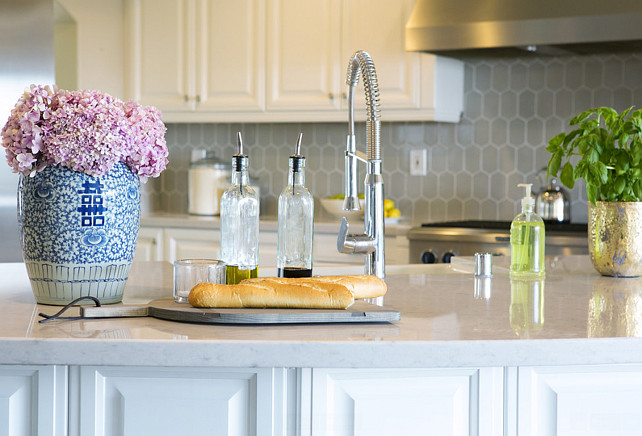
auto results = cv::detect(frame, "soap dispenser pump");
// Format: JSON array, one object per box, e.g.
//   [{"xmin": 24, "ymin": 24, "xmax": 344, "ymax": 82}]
[
  {"xmin": 219, "ymin": 132, "xmax": 260, "ymax": 284},
  {"xmin": 510, "ymin": 183, "xmax": 545, "ymax": 278},
  {"xmin": 277, "ymin": 133, "xmax": 314, "ymax": 277}
]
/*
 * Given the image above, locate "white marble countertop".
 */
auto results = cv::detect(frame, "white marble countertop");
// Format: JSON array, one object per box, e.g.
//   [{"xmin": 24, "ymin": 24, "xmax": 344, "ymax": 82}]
[{"xmin": 3, "ymin": 256, "xmax": 642, "ymax": 369}]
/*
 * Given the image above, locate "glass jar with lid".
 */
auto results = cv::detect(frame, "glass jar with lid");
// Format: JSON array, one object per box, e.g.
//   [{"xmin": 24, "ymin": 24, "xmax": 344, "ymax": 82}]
[{"xmin": 188, "ymin": 151, "xmax": 231, "ymax": 216}]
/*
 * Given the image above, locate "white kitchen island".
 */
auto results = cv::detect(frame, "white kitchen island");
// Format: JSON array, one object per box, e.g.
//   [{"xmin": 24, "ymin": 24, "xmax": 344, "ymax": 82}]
[{"xmin": 2, "ymin": 256, "xmax": 642, "ymax": 435}]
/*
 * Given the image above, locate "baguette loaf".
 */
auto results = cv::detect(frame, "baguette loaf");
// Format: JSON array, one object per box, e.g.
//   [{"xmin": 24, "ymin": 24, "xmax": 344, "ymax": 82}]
[
  {"xmin": 242, "ymin": 275, "xmax": 387, "ymax": 299},
  {"xmin": 188, "ymin": 280, "xmax": 354, "ymax": 309}
]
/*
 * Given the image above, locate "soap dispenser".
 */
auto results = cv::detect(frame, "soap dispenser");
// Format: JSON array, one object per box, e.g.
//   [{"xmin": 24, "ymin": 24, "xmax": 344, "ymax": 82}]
[
  {"xmin": 510, "ymin": 183, "xmax": 545, "ymax": 278},
  {"xmin": 219, "ymin": 132, "xmax": 260, "ymax": 284},
  {"xmin": 277, "ymin": 133, "xmax": 314, "ymax": 277}
]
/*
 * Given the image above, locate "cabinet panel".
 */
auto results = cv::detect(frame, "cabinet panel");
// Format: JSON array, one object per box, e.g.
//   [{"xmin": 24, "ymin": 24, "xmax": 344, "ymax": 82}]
[
  {"xmin": 134, "ymin": 227, "xmax": 164, "ymax": 262},
  {"xmin": 0, "ymin": 365, "xmax": 67, "ymax": 436},
  {"xmin": 125, "ymin": 0, "xmax": 193, "ymax": 111},
  {"xmin": 197, "ymin": 0, "xmax": 265, "ymax": 112},
  {"xmin": 311, "ymin": 367, "xmax": 503, "ymax": 436},
  {"xmin": 266, "ymin": 0, "xmax": 341, "ymax": 112},
  {"xmin": 518, "ymin": 364, "xmax": 642, "ymax": 436},
  {"xmin": 77, "ymin": 366, "xmax": 275, "ymax": 436},
  {"xmin": 164, "ymin": 228, "xmax": 220, "ymax": 263},
  {"xmin": 314, "ymin": 233, "xmax": 363, "ymax": 265},
  {"xmin": 342, "ymin": 0, "xmax": 419, "ymax": 111}
]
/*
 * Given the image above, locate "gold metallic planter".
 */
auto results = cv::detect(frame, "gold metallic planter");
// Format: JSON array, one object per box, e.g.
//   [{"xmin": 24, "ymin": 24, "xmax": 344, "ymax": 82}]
[{"xmin": 588, "ymin": 202, "xmax": 642, "ymax": 277}]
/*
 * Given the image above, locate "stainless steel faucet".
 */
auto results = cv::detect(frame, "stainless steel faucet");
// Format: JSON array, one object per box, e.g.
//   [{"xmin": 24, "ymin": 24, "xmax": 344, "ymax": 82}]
[{"xmin": 337, "ymin": 50, "xmax": 385, "ymax": 279}]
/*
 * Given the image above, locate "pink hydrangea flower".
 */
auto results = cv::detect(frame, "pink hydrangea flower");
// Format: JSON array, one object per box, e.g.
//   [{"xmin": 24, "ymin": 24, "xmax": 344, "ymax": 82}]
[{"xmin": 1, "ymin": 85, "xmax": 168, "ymax": 180}]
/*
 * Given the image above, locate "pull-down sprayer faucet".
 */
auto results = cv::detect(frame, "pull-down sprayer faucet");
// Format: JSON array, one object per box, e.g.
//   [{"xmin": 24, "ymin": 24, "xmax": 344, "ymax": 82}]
[{"xmin": 337, "ymin": 50, "xmax": 385, "ymax": 279}]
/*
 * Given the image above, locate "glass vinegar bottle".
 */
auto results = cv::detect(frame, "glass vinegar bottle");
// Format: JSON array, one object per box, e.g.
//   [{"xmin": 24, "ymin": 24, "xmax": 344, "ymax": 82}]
[
  {"xmin": 220, "ymin": 132, "xmax": 259, "ymax": 284},
  {"xmin": 277, "ymin": 133, "xmax": 314, "ymax": 277},
  {"xmin": 510, "ymin": 183, "xmax": 546, "ymax": 278}
]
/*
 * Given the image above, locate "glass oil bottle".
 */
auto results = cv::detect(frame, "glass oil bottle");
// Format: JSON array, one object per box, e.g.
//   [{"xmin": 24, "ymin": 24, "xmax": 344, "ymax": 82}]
[
  {"xmin": 219, "ymin": 132, "xmax": 259, "ymax": 284},
  {"xmin": 510, "ymin": 183, "xmax": 546, "ymax": 278},
  {"xmin": 277, "ymin": 133, "xmax": 314, "ymax": 277}
]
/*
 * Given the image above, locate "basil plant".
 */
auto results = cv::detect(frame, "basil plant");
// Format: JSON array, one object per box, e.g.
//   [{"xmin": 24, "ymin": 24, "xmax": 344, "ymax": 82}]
[{"xmin": 546, "ymin": 106, "xmax": 642, "ymax": 205}]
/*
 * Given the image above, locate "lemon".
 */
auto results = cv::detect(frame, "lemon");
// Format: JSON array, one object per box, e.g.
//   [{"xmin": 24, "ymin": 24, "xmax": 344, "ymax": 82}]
[
  {"xmin": 384, "ymin": 199, "xmax": 394, "ymax": 211},
  {"xmin": 388, "ymin": 208, "xmax": 401, "ymax": 218}
]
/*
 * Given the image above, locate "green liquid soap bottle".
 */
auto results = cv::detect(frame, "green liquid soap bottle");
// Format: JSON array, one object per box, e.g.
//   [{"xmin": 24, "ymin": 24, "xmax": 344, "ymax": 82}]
[{"xmin": 510, "ymin": 183, "xmax": 545, "ymax": 278}]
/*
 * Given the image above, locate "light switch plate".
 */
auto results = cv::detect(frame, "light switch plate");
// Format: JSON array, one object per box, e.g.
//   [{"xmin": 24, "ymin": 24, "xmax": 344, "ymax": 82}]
[{"xmin": 410, "ymin": 149, "xmax": 427, "ymax": 176}]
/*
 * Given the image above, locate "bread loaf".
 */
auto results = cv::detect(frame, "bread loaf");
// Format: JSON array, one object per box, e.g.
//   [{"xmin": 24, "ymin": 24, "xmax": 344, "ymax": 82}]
[
  {"xmin": 188, "ymin": 280, "xmax": 354, "ymax": 309},
  {"xmin": 188, "ymin": 275, "xmax": 386, "ymax": 309},
  {"xmin": 242, "ymin": 275, "xmax": 387, "ymax": 299}
]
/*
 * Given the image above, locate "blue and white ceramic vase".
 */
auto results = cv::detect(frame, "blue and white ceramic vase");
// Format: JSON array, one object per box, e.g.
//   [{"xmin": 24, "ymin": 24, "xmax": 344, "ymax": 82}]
[{"xmin": 18, "ymin": 162, "xmax": 140, "ymax": 305}]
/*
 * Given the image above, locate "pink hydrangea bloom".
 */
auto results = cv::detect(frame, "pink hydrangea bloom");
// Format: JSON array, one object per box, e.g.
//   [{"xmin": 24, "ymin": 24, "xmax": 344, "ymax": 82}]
[
  {"xmin": 1, "ymin": 85, "xmax": 168, "ymax": 179},
  {"xmin": 123, "ymin": 101, "xmax": 168, "ymax": 181}
]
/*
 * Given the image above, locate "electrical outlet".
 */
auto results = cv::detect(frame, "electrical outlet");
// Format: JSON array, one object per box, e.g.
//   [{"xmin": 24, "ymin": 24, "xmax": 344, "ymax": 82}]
[{"xmin": 410, "ymin": 149, "xmax": 427, "ymax": 176}]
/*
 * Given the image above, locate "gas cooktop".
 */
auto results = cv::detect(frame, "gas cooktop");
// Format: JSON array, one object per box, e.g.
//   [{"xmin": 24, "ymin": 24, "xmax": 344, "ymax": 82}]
[{"xmin": 420, "ymin": 220, "xmax": 587, "ymax": 233}]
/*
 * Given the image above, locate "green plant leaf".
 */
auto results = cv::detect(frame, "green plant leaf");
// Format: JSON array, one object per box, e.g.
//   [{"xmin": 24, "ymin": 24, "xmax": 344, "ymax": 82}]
[
  {"xmin": 579, "ymin": 119, "xmax": 599, "ymax": 132},
  {"xmin": 621, "ymin": 106, "xmax": 633, "ymax": 119},
  {"xmin": 631, "ymin": 141, "xmax": 642, "ymax": 166},
  {"xmin": 618, "ymin": 133, "xmax": 630, "ymax": 149},
  {"xmin": 614, "ymin": 176, "xmax": 626, "ymax": 195},
  {"xmin": 570, "ymin": 109, "xmax": 594, "ymax": 126},
  {"xmin": 616, "ymin": 153, "xmax": 630, "ymax": 175},
  {"xmin": 574, "ymin": 160, "xmax": 589, "ymax": 181},
  {"xmin": 562, "ymin": 129, "xmax": 581, "ymax": 150},
  {"xmin": 596, "ymin": 161, "xmax": 609, "ymax": 184},
  {"xmin": 560, "ymin": 162, "xmax": 575, "ymax": 189},
  {"xmin": 546, "ymin": 132, "xmax": 565, "ymax": 153},
  {"xmin": 587, "ymin": 147, "xmax": 600, "ymax": 164},
  {"xmin": 599, "ymin": 107, "xmax": 619, "ymax": 130},
  {"xmin": 547, "ymin": 152, "xmax": 562, "ymax": 178},
  {"xmin": 633, "ymin": 180, "xmax": 642, "ymax": 201}
]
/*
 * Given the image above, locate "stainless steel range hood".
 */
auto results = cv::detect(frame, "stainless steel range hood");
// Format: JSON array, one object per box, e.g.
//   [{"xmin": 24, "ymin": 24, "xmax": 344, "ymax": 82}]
[{"xmin": 406, "ymin": 0, "xmax": 642, "ymax": 57}]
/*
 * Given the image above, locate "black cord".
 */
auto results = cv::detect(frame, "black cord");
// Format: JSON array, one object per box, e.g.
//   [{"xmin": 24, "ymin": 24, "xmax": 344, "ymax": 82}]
[{"xmin": 38, "ymin": 296, "xmax": 102, "ymax": 323}]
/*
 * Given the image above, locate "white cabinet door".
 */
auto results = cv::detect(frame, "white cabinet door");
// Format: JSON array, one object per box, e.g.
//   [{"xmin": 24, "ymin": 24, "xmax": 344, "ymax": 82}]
[
  {"xmin": 195, "ymin": 0, "xmax": 265, "ymax": 113},
  {"xmin": 134, "ymin": 227, "xmax": 164, "ymax": 262},
  {"xmin": 164, "ymin": 228, "xmax": 220, "ymax": 263},
  {"xmin": 266, "ymin": 0, "xmax": 342, "ymax": 114},
  {"xmin": 310, "ymin": 367, "xmax": 504, "ymax": 436},
  {"xmin": 0, "ymin": 365, "xmax": 67, "ymax": 436},
  {"xmin": 518, "ymin": 364, "xmax": 642, "ymax": 436},
  {"xmin": 341, "ymin": 0, "xmax": 419, "ymax": 112},
  {"xmin": 76, "ymin": 366, "xmax": 277, "ymax": 436},
  {"xmin": 126, "ymin": 0, "xmax": 264, "ymax": 119},
  {"xmin": 125, "ymin": 0, "xmax": 194, "ymax": 111}
]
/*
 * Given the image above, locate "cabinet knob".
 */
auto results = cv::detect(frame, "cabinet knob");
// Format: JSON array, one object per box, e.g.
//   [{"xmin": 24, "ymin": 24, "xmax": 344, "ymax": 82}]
[{"xmin": 328, "ymin": 93, "xmax": 335, "ymax": 101}]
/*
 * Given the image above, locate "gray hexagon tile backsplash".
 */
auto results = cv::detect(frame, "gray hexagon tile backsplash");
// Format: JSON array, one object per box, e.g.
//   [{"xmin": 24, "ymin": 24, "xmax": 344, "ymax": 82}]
[{"xmin": 147, "ymin": 52, "xmax": 642, "ymax": 225}]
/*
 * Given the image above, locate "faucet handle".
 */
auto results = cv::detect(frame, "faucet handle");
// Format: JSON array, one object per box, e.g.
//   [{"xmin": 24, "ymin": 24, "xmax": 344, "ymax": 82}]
[
  {"xmin": 337, "ymin": 217, "xmax": 352, "ymax": 253},
  {"xmin": 337, "ymin": 217, "xmax": 376, "ymax": 255}
]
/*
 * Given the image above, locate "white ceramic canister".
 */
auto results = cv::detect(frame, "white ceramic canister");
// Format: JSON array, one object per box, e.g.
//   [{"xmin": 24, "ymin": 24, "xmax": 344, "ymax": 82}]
[{"xmin": 188, "ymin": 152, "xmax": 231, "ymax": 216}]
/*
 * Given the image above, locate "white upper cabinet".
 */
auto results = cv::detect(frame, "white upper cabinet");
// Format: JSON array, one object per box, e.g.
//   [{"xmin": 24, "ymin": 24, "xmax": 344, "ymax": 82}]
[
  {"xmin": 266, "ymin": 0, "xmax": 342, "ymax": 114},
  {"xmin": 125, "ymin": 0, "xmax": 463, "ymax": 123},
  {"xmin": 125, "ymin": 0, "xmax": 265, "ymax": 118}
]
